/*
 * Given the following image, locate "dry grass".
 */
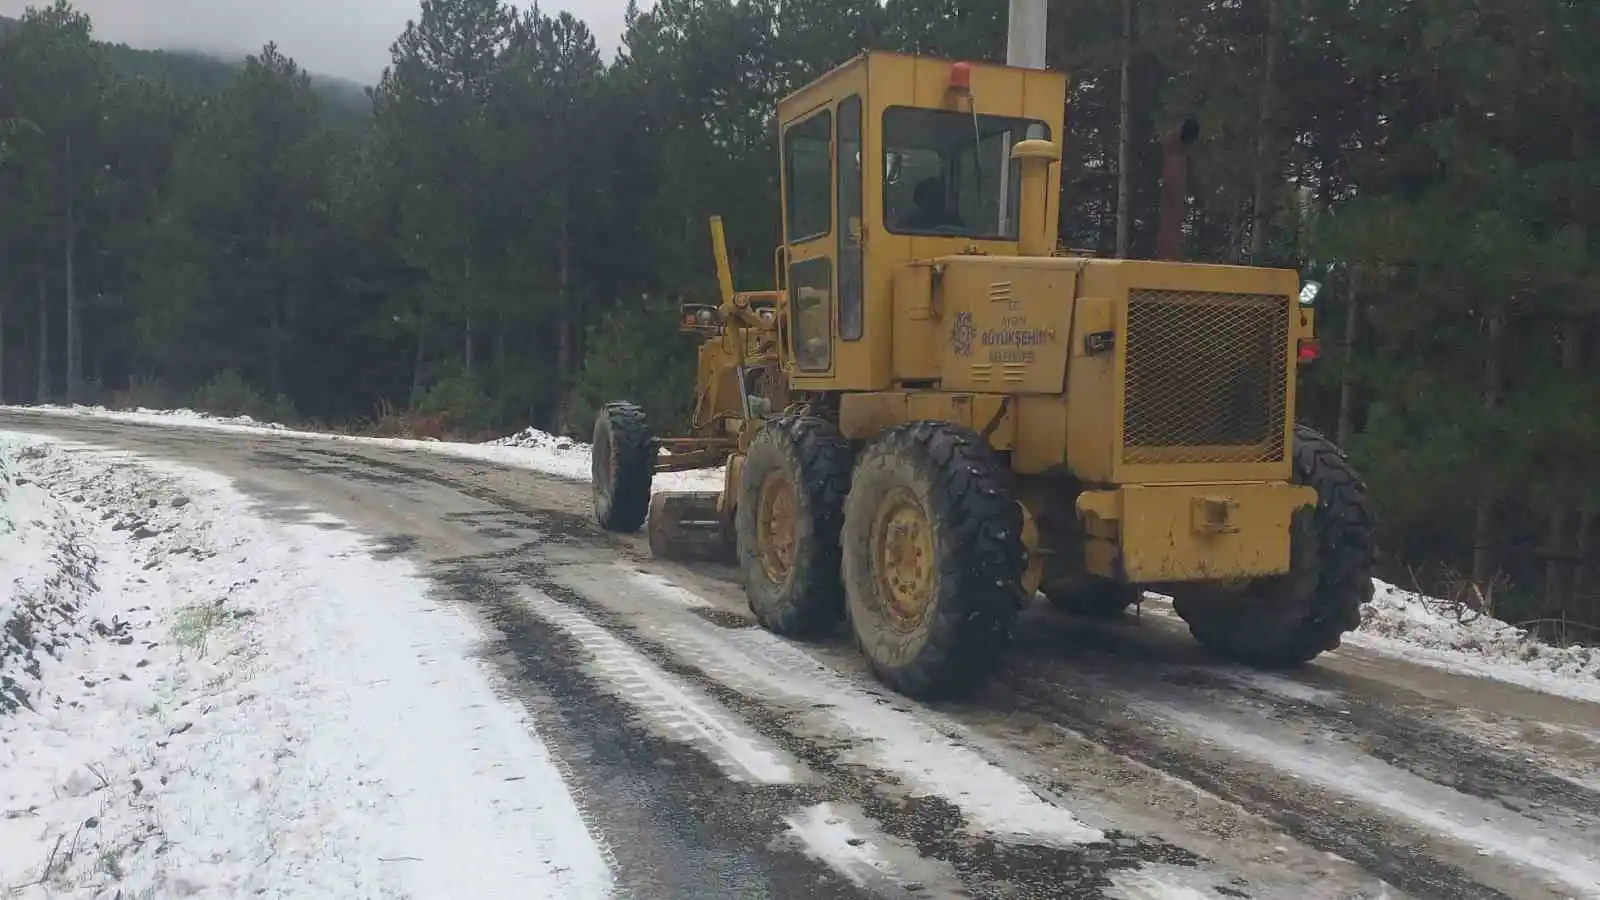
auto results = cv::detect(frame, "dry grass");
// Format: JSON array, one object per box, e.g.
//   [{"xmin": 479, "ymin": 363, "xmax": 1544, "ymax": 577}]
[{"xmin": 316, "ymin": 399, "xmax": 502, "ymax": 444}]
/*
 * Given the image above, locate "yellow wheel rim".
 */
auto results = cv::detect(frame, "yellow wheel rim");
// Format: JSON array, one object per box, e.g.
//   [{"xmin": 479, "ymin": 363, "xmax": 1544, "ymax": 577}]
[
  {"xmin": 756, "ymin": 470, "xmax": 796, "ymax": 584},
  {"xmin": 870, "ymin": 487, "xmax": 936, "ymax": 628}
]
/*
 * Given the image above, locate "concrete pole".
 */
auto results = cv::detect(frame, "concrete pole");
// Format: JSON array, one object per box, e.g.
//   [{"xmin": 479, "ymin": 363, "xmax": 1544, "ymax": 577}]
[{"xmin": 1006, "ymin": 0, "xmax": 1048, "ymax": 70}]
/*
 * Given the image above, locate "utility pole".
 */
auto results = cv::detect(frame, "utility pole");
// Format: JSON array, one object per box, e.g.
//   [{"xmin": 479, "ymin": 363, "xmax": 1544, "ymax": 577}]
[{"xmin": 1006, "ymin": 0, "xmax": 1047, "ymax": 70}]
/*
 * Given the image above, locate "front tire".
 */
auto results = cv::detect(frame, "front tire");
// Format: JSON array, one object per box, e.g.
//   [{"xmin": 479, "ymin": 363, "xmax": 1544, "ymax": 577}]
[
  {"xmin": 592, "ymin": 402, "xmax": 655, "ymax": 532},
  {"xmin": 736, "ymin": 415, "xmax": 853, "ymax": 638},
  {"xmin": 842, "ymin": 422, "xmax": 1028, "ymax": 699},
  {"xmin": 1174, "ymin": 425, "xmax": 1376, "ymax": 666}
]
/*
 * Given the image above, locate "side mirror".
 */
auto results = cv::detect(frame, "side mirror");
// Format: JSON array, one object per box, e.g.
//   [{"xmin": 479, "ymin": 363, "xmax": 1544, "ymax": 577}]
[{"xmin": 679, "ymin": 302, "xmax": 722, "ymax": 334}]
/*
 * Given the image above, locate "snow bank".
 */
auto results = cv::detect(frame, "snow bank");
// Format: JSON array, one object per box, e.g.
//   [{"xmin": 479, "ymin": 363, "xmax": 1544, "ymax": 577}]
[
  {"xmin": 1349, "ymin": 579, "xmax": 1600, "ymax": 704},
  {"xmin": 0, "ymin": 435, "xmax": 613, "ymax": 898},
  {"xmin": 0, "ymin": 443, "xmax": 99, "ymax": 716},
  {"xmin": 6, "ymin": 403, "xmax": 726, "ymax": 493}
]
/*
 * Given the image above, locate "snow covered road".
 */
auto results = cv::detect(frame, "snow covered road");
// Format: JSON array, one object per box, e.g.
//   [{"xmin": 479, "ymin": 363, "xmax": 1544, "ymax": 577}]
[
  {"xmin": 3, "ymin": 409, "xmax": 1598, "ymax": 900},
  {"xmin": 1, "ymin": 436, "xmax": 612, "ymax": 898}
]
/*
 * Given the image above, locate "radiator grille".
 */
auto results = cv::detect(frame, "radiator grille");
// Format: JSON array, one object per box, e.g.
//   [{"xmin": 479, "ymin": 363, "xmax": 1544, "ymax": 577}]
[{"xmin": 1122, "ymin": 289, "xmax": 1289, "ymax": 464}]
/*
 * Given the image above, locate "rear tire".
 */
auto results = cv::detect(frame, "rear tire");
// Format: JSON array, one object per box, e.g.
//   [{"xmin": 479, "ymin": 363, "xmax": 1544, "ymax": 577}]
[
  {"xmin": 592, "ymin": 402, "xmax": 655, "ymax": 533},
  {"xmin": 736, "ymin": 415, "xmax": 853, "ymax": 638},
  {"xmin": 842, "ymin": 422, "xmax": 1028, "ymax": 699},
  {"xmin": 1174, "ymin": 425, "xmax": 1376, "ymax": 666}
]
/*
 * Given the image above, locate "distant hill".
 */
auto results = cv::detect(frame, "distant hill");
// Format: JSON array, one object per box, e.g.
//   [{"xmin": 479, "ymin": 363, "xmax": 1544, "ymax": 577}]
[{"xmin": 0, "ymin": 15, "xmax": 371, "ymax": 125}]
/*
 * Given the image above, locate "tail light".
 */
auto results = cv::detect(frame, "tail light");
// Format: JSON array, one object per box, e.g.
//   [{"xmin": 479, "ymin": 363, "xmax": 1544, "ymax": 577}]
[{"xmin": 1297, "ymin": 338, "xmax": 1320, "ymax": 363}]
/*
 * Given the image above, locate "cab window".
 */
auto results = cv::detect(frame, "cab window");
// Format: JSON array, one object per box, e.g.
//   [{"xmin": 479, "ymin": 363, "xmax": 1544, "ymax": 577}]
[
  {"xmin": 882, "ymin": 106, "xmax": 1051, "ymax": 241},
  {"xmin": 790, "ymin": 257, "xmax": 832, "ymax": 372},
  {"xmin": 784, "ymin": 110, "xmax": 832, "ymax": 243}
]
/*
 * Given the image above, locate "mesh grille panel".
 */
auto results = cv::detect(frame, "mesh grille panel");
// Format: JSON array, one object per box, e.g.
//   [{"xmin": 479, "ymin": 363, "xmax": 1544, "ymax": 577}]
[{"xmin": 1122, "ymin": 289, "xmax": 1289, "ymax": 464}]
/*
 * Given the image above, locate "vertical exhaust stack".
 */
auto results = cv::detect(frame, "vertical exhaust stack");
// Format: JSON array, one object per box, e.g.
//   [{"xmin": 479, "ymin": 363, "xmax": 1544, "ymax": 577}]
[
  {"xmin": 1013, "ymin": 140, "xmax": 1061, "ymax": 256},
  {"xmin": 1157, "ymin": 118, "xmax": 1201, "ymax": 261}
]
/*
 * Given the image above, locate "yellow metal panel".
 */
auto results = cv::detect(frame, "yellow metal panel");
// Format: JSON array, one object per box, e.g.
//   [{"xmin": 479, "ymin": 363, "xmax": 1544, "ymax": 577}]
[
  {"xmin": 719, "ymin": 454, "xmax": 744, "ymax": 520},
  {"xmin": 1064, "ymin": 293, "xmax": 1117, "ymax": 481},
  {"xmin": 934, "ymin": 257, "xmax": 1076, "ymax": 394},
  {"xmin": 1060, "ymin": 258, "xmax": 1303, "ymax": 485},
  {"xmin": 891, "ymin": 263, "xmax": 940, "ymax": 380},
  {"xmin": 1075, "ymin": 482, "xmax": 1316, "ymax": 582}
]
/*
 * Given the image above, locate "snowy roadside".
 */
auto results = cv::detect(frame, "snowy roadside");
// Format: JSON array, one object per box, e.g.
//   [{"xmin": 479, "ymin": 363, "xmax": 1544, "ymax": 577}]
[
  {"xmin": 1345, "ymin": 580, "xmax": 1600, "ymax": 705},
  {"xmin": 1, "ymin": 403, "xmax": 725, "ymax": 493},
  {"xmin": 0, "ymin": 432, "xmax": 613, "ymax": 898},
  {"xmin": 7, "ymin": 403, "xmax": 1599, "ymax": 708}
]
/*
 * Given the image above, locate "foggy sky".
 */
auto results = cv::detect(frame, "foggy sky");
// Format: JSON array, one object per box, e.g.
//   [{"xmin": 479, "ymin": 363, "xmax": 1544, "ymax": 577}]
[{"xmin": 0, "ymin": 0, "xmax": 632, "ymax": 84}]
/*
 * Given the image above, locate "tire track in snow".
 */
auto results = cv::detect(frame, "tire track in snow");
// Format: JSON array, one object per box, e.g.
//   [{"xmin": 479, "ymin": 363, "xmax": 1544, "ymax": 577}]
[
  {"xmin": 1021, "ymin": 617, "xmax": 1600, "ymax": 839},
  {"xmin": 552, "ymin": 561, "xmax": 1101, "ymax": 848},
  {"xmin": 995, "ymin": 664, "xmax": 1525, "ymax": 900},
  {"xmin": 528, "ymin": 560, "xmax": 1220, "ymax": 896},
  {"xmin": 521, "ymin": 591, "xmax": 801, "ymax": 785},
  {"xmin": 1136, "ymin": 698, "xmax": 1600, "ymax": 900},
  {"xmin": 1188, "ymin": 668, "xmax": 1600, "ymax": 828}
]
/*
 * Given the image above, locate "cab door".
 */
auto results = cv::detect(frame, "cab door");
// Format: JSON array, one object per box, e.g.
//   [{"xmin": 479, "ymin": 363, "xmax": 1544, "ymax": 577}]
[{"xmin": 780, "ymin": 104, "xmax": 836, "ymax": 377}]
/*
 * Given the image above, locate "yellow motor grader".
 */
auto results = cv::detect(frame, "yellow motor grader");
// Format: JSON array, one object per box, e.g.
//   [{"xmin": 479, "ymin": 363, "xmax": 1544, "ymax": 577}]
[{"xmin": 590, "ymin": 50, "xmax": 1375, "ymax": 699}]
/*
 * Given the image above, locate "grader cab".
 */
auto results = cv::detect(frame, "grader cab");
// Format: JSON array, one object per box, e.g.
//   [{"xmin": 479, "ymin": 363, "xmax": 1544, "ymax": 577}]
[{"xmin": 590, "ymin": 50, "xmax": 1375, "ymax": 700}]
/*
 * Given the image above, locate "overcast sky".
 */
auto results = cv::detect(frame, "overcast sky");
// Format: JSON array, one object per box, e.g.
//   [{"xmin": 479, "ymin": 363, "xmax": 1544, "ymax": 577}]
[{"xmin": 0, "ymin": 0, "xmax": 633, "ymax": 84}]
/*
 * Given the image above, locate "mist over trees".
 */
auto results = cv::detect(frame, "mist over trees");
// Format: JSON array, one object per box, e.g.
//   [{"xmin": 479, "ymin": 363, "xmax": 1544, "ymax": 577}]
[{"xmin": 2, "ymin": 0, "xmax": 1597, "ymax": 632}]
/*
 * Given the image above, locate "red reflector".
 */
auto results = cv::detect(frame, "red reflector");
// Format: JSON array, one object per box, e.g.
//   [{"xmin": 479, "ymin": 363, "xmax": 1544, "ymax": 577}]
[
  {"xmin": 1297, "ymin": 338, "xmax": 1320, "ymax": 363},
  {"xmin": 950, "ymin": 61, "xmax": 972, "ymax": 91}
]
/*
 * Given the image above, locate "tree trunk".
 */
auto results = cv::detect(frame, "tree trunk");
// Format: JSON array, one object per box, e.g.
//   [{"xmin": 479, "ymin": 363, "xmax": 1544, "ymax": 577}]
[
  {"xmin": 1543, "ymin": 316, "xmax": 1582, "ymax": 628},
  {"xmin": 1249, "ymin": 0, "xmax": 1279, "ymax": 262},
  {"xmin": 1114, "ymin": 0, "xmax": 1132, "ymax": 259},
  {"xmin": 268, "ymin": 305, "xmax": 283, "ymax": 398},
  {"xmin": 65, "ymin": 134, "xmax": 80, "ymax": 404},
  {"xmin": 1575, "ymin": 510, "xmax": 1594, "ymax": 628},
  {"xmin": 462, "ymin": 256, "xmax": 475, "ymax": 375},
  {"xmin": 1335, "ymin": 265, "xmax": 1361, "ymax": 447},
  {"xmin": 555, "ymin": 197, "xmax": 575, "ymax": 435},
  {"xmin": 1471, "ymin": 307, "xmax": 1505, "ymax": 592},
  {"xmin": 409, "ymin": 327, "xmax": 427, "ymax": 407},
  {"xmin": 36, "ymin": 271, "xmax": 48, "ymax": 403}
]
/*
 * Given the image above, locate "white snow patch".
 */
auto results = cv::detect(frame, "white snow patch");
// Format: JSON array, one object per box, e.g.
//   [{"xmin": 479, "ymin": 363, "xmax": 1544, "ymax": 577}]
[
  {"xmin": 1139, "ymin": 699, "xmax": 1600, "ymax": 899},
  {"xmin": 523, "ymin": 590, "xmax": 800, "ymax": 784},
  {"xmin": 1106, "ymin": 865, "xmax": 1224, "ymax": 899},
  {"xmin": 778, "ymin": 802, "xmax": 964, "ymax": 896},
  {"xmin": 625, "ymin": 568, "xmax": 714, "ymax": 609},
  {"xmin": 0, "ymin": 444, "xmax": 99, "ymax": 715},
  {"xmin": 1349, "ymin": 580, "xmax": 1600, "ymax": 705},
  {"xmin": 0, "ymin": 433, "xmax": 613, "ymax": 898},
  {"xmin": 781, "ymin": 803, "xmax": 897, "ymax": 889}
]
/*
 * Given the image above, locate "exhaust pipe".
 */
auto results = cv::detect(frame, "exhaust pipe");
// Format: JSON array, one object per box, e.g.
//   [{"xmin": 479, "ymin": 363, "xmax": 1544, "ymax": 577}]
[{"xmin": 1156, "ymin": 118, "xmax": 1200, "ymax": 261}]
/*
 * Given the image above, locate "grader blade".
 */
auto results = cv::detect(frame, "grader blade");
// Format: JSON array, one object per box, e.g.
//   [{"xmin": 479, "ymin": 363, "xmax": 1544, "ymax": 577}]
[{"xmin": 647, "ymin": 491, "xmax": 734, "ymax": 563}]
